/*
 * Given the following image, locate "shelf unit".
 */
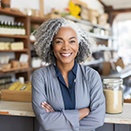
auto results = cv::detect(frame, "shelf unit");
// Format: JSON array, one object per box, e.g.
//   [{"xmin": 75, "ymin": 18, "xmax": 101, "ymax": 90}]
[
  {"xmin": 0, "ymin": 9, "xmax": 49, "ymax": 89},
  {"xmin": 28, "ymin": 16, "xmax": 48, "ymax": 72},
  {"xmin": 0, "ymin": 9, "xmax": 31, "ymax": 85}
]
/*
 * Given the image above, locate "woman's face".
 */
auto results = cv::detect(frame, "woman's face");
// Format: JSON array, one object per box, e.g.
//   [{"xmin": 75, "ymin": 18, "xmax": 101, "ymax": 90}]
[{"xmin": 52, "ymin": 27, "xmax": 79, "ymax": 65}]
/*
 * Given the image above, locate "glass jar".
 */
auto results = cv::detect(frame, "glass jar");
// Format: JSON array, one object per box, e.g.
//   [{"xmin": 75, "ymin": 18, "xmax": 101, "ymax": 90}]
[{"xmin": 103, "ymin": 78, "xmax": 123, "ymax": 114}]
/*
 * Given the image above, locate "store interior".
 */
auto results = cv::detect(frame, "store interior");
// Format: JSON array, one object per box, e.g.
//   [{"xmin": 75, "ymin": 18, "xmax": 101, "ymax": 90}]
[
  {"xmin": 0, "ymin": 0, "xmax": 131, "ymax": 130},
  {"xmin": 0, "ymin": 0, "xmax": 131, "ymax": 102}
]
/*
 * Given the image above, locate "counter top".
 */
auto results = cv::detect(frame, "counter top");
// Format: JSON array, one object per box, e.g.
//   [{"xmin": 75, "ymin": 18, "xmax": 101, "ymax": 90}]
[
  {"xmin": 0, "ymin": 101, "xmax": 131, "ymax": 124},
  {"xmin": 105, "ymin": 103, "xmax": 131, "ymax": 124},
  {"xmin": 0, "ymin": 101, "xmax": 34, "ymax": 117}
]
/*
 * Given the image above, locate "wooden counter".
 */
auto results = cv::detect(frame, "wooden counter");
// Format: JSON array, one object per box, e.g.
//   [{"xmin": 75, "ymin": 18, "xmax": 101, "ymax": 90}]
[{"xmin": 0, "ymin": 101, "xmax": 131, "ymax": 124}]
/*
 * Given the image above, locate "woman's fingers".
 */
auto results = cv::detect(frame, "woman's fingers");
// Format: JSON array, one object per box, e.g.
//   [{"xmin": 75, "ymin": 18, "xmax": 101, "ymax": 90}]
[
  {"xmin": 78, "ymin": 108, "xmax": 90, "ymax": 120},
  {"xmin": 41, "ymin": 102, "xmax": 54, "ymax": 112}
]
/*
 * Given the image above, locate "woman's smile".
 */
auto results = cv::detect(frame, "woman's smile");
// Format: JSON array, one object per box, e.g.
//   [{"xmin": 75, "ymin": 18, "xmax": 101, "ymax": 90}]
[{"xmin": 60, "ymin": 52, "xmax": 72, "ymax": 57}]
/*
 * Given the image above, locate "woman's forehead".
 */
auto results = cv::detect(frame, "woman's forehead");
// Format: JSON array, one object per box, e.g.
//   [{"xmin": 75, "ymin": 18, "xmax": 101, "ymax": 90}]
[{"xmin": 54, "ymin": 27, "xmax": 78, "ymax": 39}]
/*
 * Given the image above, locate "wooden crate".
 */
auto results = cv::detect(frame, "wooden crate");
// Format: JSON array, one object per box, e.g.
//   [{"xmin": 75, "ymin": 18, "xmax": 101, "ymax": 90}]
[{"xmin": 1, "ymin": 89, "xmax": 31, "ymax": 102}]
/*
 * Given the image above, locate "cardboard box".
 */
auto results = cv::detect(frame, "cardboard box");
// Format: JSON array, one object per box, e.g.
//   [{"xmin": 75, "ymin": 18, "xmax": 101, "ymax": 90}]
[
  {"xmin": 80, "ymin": 6, "xmax": 90, "ymax": 21},
  {"xmin": 115, "ymin": 57, "xmax": 125, "ymax": 69},
  {"xmin": 102, "ymin": 62, "xmax": 111, "ymax": 75},
  {"xmin": 1, "ymin": 89, "xmax": 31, "ymax": 102},
  {"xmin": 98, "ymin": 13, "xmax": 108, "ymax": 26},
  {"xmin": 124, "ymin": 99, "xmax": 131, "ymax": 103},
  {"xmin": 89, "ymin": 9, "xmax": 99, "ymax": 24}
]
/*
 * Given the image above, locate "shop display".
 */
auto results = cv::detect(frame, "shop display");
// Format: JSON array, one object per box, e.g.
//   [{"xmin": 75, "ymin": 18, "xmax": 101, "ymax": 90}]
[{"xmin": 0, "ymin": 8, "xmax": 30, "ymax": 81}]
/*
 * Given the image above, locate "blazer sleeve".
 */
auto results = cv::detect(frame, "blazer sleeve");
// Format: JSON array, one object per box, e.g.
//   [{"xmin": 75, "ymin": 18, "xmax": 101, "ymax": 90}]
[
  {"xmin": 79, "ymin": 70, "xmax": 105, "ymax": 131},
  {"xmin": 32, "ymin": 70, "xmax": 80, "ymax": 131}
]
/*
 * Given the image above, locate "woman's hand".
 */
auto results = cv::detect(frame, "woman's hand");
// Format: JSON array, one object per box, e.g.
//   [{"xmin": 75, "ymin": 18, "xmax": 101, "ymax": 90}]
[
  {"xmin": 78, "ymin": 108, "xmax": 90, "ymax": 120},
  {"xmin": 41, "ymin": 102, "xmax": 54, "ymax": 112}
]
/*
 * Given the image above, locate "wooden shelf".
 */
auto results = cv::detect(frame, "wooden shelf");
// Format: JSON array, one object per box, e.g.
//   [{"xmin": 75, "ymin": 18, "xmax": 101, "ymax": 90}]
[
  {"xmin": 0, "ymin": 67, "xmax": 30, "ymax": 74},
  {"xmin": 0, "ymin": 8, "xmax": 26, "ymax": 17},
  {"xmin": 0, "ymin": 34, "xmax": 28, "ymax": 39},
  {"xmin": 0, "ymin": 49, "xmax": 28, "ymax": 52}
]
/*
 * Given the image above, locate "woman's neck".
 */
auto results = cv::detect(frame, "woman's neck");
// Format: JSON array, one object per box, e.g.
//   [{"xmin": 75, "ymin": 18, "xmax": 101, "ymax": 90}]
[
  {"xmin": 57, "ymin": 62, "xmax": 74, "ymax": 87},
  {"xmin": 56, "ymin": 61, "xmax": 75, "ymax": 75}
]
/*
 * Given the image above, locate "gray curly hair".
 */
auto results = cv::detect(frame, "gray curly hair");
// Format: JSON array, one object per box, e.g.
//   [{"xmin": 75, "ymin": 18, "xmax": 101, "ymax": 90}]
[{"xmin": 33, "ymin": 17, "xmax": 94, "ymax": 64}]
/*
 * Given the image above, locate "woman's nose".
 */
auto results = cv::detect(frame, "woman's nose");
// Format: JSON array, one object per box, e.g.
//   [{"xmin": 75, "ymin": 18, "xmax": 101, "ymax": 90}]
[{"xmin": 62, "ymin": 42, "xmax": 70, "ymax": 50}]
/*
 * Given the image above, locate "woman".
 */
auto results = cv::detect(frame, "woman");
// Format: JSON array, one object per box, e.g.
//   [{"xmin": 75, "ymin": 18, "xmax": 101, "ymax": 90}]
[{"xmin": 32, "ymin": 18, "xmax": 105, "ymax": 131}]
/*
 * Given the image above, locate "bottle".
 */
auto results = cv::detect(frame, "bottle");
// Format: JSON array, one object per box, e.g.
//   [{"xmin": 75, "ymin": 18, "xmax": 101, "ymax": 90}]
[
  {"xmin": 14, "ymin": 22, "xmax": 18, "ymax": 35},
  {"xmin": 21, "ymin": 23, "xmax": 26, "ymax": 35},
  {"xmin": 103, "ymin": 78, "xmax": 124, "ymax": 114},
  {"xmin": 10, "ymin": 21, "xmax": 15, "ymax": 35},
  {"xmin": 1, "ymin": 20, "xmax": 6, "ymax": 34}
]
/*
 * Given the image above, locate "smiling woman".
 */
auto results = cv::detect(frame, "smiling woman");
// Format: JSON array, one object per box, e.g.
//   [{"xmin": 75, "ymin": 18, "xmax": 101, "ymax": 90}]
[
  {"xmin": 31, "ymin": 18, "xmax": 105, "ymax": 131},
  {"xmin": 52, "ymin": 27, "xmax": 79, "ymax": 66},
  {"xmin": 33, "ymin": 18, "xmax": 93, "ymax": 64}
]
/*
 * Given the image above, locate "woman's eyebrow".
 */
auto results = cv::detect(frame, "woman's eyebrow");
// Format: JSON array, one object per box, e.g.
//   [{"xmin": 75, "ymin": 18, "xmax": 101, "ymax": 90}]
[
  {"xmin": 69, "ymin": 37, "xmax": 77, "ymax": 40},
  {"xmin": 54, "ymin": 36, "xmax": 77, "ymax": 40},
  {"xmin": 54, "ymin": 37, "xmax": 63, "ymax": 40}
]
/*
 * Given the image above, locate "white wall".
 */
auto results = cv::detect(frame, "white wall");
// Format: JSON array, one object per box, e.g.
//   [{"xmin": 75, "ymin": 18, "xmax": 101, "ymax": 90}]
[
  {"xmin": 11, "ymin": 0, "xmax": 104, "ymax": 15},
  {"xmin": 11, "ymin": 0, "xmax": 70, "ymax": 14},
  {"xmin": 11, "ymin": 0, "xmax": 39, "ymax": 12}
]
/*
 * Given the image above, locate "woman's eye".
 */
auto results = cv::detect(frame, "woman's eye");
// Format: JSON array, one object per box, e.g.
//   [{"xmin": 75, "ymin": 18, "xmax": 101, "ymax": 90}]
[
  {"xmin": 70, "ymin": 40, "xmax": 76, "ymax": 44},
  {"xmin": 55, "ymin": 41, "xmax": 63, "ymax": 44}
]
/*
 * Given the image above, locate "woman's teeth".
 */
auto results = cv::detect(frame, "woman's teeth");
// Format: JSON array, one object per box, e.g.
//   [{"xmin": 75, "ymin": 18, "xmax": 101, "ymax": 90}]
[{"xmin": 61, "ymin": 53, "xmax": 71, "ymax": 57}]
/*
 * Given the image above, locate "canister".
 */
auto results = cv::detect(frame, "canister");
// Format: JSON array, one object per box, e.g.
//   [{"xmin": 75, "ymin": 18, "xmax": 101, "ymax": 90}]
[{"xmin": 103, "ymin": 78, "xmax": 123, "ymax": 114}]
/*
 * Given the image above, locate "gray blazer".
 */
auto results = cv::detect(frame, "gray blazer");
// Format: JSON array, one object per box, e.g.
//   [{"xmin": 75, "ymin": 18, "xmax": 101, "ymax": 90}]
[{"xmin": 32, "ymin": 64, "xmax": 105, "ymax": 131}]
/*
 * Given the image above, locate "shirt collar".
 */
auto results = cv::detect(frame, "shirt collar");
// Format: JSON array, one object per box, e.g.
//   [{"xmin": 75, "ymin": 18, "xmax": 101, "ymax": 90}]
[{"xmin": 54, "ymin": 61, "xmax": 77, "ymax": 77}]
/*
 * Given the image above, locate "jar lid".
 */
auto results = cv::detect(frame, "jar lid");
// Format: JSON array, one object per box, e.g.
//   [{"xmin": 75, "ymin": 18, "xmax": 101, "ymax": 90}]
[{"xmin": 103, "ymin": 78, "xmax": 123, "ymax": 86}]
